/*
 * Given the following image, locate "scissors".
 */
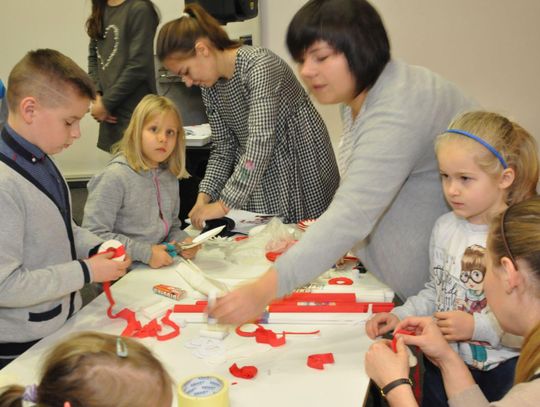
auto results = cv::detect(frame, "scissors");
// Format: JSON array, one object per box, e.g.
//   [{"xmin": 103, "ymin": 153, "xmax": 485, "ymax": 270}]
[{"xmin": 162, "ymin": 243, "xmax": 178, "ymax": 257}]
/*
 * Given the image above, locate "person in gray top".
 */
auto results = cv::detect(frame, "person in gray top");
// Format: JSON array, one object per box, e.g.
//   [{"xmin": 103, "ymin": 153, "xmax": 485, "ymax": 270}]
[
  {"xmin": 87, "ymin": 0, "xmax": 159, "ymax": 152},
  {"xmin": 157, "ymin": 3, "xmax": 340, "ymax": 228},
  {"xmin": 210, "ymin": 0, "xmax": 478, "ymax": 324},
  {"xmin": 83, "ymin": 95, "xmax": 195, "ymax": 268}
]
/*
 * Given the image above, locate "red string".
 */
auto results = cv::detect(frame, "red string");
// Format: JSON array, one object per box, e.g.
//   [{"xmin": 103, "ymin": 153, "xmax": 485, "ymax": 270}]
[
  {"xmin": 102, "ymin": 281, "xmax": 180, "ymax": 340},
  {"xmin": 235, "ymin": 324, "xmax": 319, "ymax": 347}
]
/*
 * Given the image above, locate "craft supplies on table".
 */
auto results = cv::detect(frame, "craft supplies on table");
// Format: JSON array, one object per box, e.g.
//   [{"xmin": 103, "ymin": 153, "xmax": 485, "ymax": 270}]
[
  {"xmin": 0, "ymin": 229, "xmax": 395, "ymax": 407},
  {"xmin": 178, "ymin": 374, "xmax": 229, "ymax": 407},
  {"xmin": 153, "ymin": 284, "xmax": 185, "ymax": 301}
]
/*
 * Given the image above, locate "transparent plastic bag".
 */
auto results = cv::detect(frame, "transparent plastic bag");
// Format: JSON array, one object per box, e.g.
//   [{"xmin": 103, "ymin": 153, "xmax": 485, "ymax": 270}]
[{"xmin": 225, "ymin": 217, "xmax": 300, "ymax": 265}]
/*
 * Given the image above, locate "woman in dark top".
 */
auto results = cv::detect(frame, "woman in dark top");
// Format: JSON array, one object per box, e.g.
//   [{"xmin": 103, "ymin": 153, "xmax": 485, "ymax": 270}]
[{"xmin": 87, "ymin": 0, "xmax": 159, "ymax": 152}]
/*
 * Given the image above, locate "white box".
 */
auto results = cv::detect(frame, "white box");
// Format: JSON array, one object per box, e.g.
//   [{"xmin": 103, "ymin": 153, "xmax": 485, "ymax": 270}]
[{"xmin": 184, "ymin": 124, "xmax": 211, "ymax": 147}]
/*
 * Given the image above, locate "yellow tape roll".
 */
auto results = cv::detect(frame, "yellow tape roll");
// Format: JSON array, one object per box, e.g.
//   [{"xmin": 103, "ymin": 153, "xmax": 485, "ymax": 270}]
[{"xmin": 178, "ymin": 374, "xmax": 229, "ymax": 407}]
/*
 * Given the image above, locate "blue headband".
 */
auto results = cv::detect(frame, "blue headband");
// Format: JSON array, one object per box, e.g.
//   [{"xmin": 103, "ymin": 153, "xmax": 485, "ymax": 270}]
[{"xmin": 445, "ymin": 129, "xmax": 508, "ymax": 169}]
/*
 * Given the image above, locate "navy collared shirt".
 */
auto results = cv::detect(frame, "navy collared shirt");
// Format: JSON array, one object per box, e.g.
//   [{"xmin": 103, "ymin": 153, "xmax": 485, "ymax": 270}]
[{"xmin": 0, "ymin": 124, "xmax": 68, "ymax": 216}]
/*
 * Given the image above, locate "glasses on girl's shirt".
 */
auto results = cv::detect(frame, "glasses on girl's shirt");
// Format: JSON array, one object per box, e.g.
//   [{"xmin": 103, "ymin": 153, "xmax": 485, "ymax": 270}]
[{"xmin": 460, "ymin": 269, "xmax": 485, "ymax": 284}]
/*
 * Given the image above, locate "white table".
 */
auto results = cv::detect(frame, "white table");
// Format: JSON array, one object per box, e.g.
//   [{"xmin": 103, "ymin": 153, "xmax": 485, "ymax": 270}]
[{"xmin": 0, "ymin": 250, "xmax": 393, "ymax": 406}]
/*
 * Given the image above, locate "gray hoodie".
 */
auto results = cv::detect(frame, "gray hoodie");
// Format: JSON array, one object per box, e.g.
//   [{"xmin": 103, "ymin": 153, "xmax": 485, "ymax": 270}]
[{"xmin": 83, "ymin": 155, "xmax": 187, "ymax": 263}]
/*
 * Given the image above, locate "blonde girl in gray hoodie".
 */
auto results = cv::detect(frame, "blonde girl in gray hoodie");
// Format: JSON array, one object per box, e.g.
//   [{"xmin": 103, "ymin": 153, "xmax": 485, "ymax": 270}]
[{"xmin": 84, "ymin": 94, "xmax": 196, "ymax": 268}]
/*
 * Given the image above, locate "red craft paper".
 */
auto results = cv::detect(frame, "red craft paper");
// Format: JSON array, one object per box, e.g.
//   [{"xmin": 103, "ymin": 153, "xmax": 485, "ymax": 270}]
[
  {"xmin": 391, "ymin": 329, "xmax": 416, "ymax": 352},
  {"xmin": 235, "ymin": 324, "xmax": 319, "ymax": 347},
  {"xmin": 307, "ymin": 353, "xmax": 334, "ymax": 370},
  {"xmin": 102, "ymin": 281, "xmax": 180, "ymax": 341},
  {"xmin": 229, "ymin": 363, "xmax": 258, "ymax": 379}
]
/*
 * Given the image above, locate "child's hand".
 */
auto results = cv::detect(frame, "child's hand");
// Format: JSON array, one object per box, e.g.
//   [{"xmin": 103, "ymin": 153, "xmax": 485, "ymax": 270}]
[
  {"xmin": 87, "ymin": 251, "xmax": 130, "ymax": 282},
  {"xmin": 434, "ymin": 310, "xmax": 474, "ymax": 341},
  {"xmin": 365, "ymin": 312, "xmax": 400, "ymax": 339},
  {"xmin": 149, "ymin": 244, "xmax": 174, "ymax": 269},
  {"xmin": 177, "ymin": 237, "xmax": 200, "ymax": 259}
]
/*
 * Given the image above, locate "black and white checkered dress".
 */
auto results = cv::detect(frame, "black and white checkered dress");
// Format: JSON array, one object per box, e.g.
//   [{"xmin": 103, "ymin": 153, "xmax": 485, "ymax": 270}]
[{"xmin": 199, "ymin": 47, "xmax": 339, "ymax": 223}]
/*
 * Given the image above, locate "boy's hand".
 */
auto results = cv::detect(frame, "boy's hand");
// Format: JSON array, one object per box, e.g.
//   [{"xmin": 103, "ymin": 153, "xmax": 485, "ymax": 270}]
[
  {"xmin": 365, "ymin": 312, "xmax": 400, "ymax": 339},
  {"xmin": 434, "ymin": 310, "xmax": 474, "ymax": 341},
  {"xmin": 149, "ymin": 244, "xmax": 174, "ymax": 268},
  {"xmin": 87, "ymin": 251, "xmax": 130, "ymax": 282}
]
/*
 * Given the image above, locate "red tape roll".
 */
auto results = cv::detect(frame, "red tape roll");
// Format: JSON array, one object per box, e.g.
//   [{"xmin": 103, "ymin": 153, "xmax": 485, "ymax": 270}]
[{"xmin": 328, "ymin": 277, "xmax": 353, "ymax": 285}]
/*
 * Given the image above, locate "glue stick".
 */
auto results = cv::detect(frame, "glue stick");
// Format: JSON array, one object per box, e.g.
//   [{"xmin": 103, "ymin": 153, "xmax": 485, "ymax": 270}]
[
  {"xmin": 207, "ymin": 289, "xmax": 217, "ymax": 326},
  {"xmin": 200, "ymin": 290, "xmax": 229, "ymax": 339}
]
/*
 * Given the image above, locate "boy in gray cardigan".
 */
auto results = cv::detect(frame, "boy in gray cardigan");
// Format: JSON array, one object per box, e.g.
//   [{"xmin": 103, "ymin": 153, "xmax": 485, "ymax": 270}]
[{"xmin": 0, "ymin": 49, "xmax": 130, "ymax": 368}]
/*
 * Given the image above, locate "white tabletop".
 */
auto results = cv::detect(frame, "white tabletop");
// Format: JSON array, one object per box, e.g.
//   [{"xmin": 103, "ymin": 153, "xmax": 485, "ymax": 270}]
[{"xmin": 0, "ymin": 247, "xmax": 392, "ymax": 406}]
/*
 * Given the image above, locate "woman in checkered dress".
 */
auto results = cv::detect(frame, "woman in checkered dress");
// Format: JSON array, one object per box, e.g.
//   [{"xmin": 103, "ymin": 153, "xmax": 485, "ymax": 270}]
[{"xmin": 157, "ymin": 4, "xmax": 340, "ymax": 228}]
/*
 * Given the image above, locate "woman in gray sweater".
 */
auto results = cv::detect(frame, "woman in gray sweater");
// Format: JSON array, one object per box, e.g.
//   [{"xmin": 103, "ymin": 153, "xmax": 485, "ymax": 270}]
[{"xmin": 211, "ymin": 0, "xmax": 477, "ymax": 323}]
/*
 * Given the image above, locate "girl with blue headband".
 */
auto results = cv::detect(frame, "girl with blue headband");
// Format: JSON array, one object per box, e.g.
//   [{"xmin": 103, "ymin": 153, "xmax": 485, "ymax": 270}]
[{"xmin": 366, "ymin": 111, "xmax": 539, "ymax": 406}]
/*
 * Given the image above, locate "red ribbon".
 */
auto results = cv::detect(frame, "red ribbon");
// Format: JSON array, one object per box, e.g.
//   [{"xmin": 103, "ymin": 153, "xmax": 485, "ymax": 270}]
[
  {"xmin": 99, "ymin": 245, "xmax": 126, "ymax": 259},
  {"xmin": 96, "ymin": 240, "xmax": 180, "ymax": 341},
  {"xmin": 235, "ymin": 324, "xmax": 320, "ymax": 347},
  {"xmin": 391, "ymin": 329, "xmax": 416, "ymax": 352},
  {"xmin": 102, "ymin": 281, "xmax": 180, "ymax": 341},
  {"xmin": 307, "ymin": 353, "xmax": 334, "ymax": 370},
  {"xmin": 229, "ymin": 363, "xmax": 258, "ymax": 379}
]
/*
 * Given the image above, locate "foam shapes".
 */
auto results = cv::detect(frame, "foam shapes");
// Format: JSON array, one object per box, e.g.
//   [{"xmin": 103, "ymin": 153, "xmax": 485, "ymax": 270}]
[
  {"xmin": 229, "ymin": 363, "xmax": 258, "ymax": 379},
  {"xmin": 307, "ymin": 353, "xmax": 335, "ymax": 370}
]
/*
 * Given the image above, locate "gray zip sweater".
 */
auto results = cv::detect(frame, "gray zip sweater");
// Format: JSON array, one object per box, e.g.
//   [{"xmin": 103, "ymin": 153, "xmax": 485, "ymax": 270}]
[
  {"xmin": 83, "ymin": 155, "xmax": 187, "ymax": 264},
  {"xmin": 275, "ymin": 60, "xmax": 478, "ymax": 300},
  {"xmin": 0, "ymin": 155, "xmax": 101, "ymax": 345}
]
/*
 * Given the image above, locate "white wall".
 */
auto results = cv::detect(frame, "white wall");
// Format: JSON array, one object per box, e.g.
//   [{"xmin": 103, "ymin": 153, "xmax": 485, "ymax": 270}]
[
  {"xmin": 0, "ymin": 0, "xmax": 260, "ymax": 179},
  {"xmin": 261, "ymin": 0, "xmax": 540, "ymax": 148},
  {"xmin": 2, "ymin": 1, "xmax": 539, "ymax": 176}
]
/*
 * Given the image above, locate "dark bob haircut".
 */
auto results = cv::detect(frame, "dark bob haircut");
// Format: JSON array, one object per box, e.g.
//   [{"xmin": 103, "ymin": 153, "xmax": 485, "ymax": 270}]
[{"xmin": 287, "ymin": 0, "xmax": 390, "ymax": 95}]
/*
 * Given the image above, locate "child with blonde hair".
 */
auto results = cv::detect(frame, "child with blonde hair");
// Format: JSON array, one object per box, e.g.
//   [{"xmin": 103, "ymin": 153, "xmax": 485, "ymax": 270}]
[
  {"xmin": 0, "ymin": 331, "xmax": 172, "ymax": 407},
  {"xmin": 366, "ymin": 111, "xmax": 539, "ymax": 405},
  {"xmin": 365, "ymin": 196, "xmax": 540, "ymax": 406},
  {"xmin": 84, "ymin": 94, "xmax": 196, "ymax": 268}
]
